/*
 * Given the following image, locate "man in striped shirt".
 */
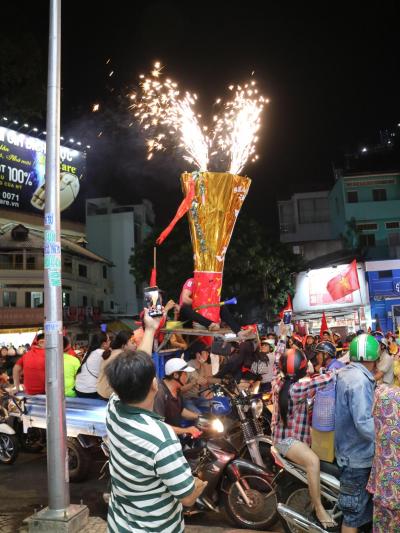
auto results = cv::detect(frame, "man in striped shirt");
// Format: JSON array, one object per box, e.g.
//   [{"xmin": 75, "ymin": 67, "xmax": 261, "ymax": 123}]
[{"xmin": 105, "ymin": 310, "xmax": 207, "ymax": 532}]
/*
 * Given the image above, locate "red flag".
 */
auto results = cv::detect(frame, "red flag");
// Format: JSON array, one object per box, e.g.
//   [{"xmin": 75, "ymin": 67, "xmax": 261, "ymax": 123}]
[
  {"xmin": 326, "ymin": 259, "xmax": 360, "ymax": 301},
  {"xmin": 149, "ymin": 247, "xmax": 157, "ymax": 286},
  {"xmin": 320, "ymin": 312, "xmax": 329, "ymax": 337},
  {"xmin": 156, "ymin": 177, "xmax": 196, "ymax": 245},
  {"xmin": 279, "ymin": 295, "xmax": 293, "ymax": 319},
  {"xmin": 149, "ymin": 268, "xmax": 157, "ymax": 287}
]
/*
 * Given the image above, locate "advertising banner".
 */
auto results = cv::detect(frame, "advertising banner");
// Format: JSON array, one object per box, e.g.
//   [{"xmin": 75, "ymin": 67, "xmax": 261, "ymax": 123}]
[
  {"xmin": 293, "ymin": 263, "xmax": 369, "ymax": 313},
  {"xmin": 0, "ymin": 126, "xmax": 85, "ymax": 213}
]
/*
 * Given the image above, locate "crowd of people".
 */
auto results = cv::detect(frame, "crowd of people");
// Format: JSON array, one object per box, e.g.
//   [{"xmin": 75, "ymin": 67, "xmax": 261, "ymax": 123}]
[
  {"xmin": 271, "ymin": 326, "xmax": 400, "ymax": 533},
  {"xmin": 1, "ymin": 277, "xmax": 400, "ymax": 533}
]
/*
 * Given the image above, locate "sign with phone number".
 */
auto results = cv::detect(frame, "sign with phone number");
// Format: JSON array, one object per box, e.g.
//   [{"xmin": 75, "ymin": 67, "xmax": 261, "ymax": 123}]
[{"xmin": 0, "ymin": 126, "xmax": 86, "ymax": 213}]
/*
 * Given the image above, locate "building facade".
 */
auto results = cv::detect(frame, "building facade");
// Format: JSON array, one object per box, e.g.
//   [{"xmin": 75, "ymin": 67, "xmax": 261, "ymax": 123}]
[
  {"xmin": 278, "ymin": 191, "xmax": 343, "ymax": 261},
  {"xmin": 85, "ymin": 197, "xmax": 155, "ymax": 315},
  {"xmin": 365, "ymin": 259, "xmax": 400, "ymax": 333},
  {"xmin": 0, "ymin": 223, "xmax": 111, "ymax": 334},
  {"xmin": 329, "ymin": 172, "xmax": 400, "ymax": 259}
]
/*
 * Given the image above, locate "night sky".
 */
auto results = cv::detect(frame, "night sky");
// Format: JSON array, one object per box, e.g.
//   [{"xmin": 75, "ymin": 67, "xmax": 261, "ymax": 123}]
[{"xmin": 2, "ymin": 2, "xmax": 399, "ymax": 230}]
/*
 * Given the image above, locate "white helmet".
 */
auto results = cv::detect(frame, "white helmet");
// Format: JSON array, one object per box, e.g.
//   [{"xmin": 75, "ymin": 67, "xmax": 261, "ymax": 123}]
[{"xmin": 164, "ymin": 358, "xmax": 196, "ymax": 376}]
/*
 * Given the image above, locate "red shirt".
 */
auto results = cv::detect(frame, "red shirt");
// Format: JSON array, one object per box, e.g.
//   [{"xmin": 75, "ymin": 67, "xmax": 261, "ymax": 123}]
[
  {"xmin": 16, "ymin": 345, "xmax": 46, "ymax": 395},
  {"xmin": 179, "ymin": 278, "xmax": 194, "ymax": 306}
]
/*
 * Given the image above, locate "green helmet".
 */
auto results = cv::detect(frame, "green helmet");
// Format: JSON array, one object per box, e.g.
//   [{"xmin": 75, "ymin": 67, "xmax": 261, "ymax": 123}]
[{"xmin": 349, "ymin": 334, "xmax": 380, "ymax": 362}]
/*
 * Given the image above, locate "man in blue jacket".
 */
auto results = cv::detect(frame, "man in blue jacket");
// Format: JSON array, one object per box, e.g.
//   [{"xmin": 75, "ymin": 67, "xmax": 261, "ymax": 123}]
[{"xmin": 335, "ymin": 334, "xmax": 379, "ymax": 533}]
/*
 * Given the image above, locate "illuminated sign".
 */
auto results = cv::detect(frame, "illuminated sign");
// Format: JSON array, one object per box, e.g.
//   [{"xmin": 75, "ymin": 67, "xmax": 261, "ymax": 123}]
[
  {"xmin": 293, "ymin": 264, "xmax": 369, "ymax": 313},
  {"xmin": 0, "ymin": 126, "xmax": 85, "ymax": 213}
]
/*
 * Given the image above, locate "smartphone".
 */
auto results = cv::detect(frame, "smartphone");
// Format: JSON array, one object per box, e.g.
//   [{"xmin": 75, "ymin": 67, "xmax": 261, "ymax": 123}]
[
  {"xmin": 143, "ymin": 286, "xmax": 163, "ymax": 317},
  {"xmin": 283, "ymin": 310, "xmax": 292, "ymax": 325}
]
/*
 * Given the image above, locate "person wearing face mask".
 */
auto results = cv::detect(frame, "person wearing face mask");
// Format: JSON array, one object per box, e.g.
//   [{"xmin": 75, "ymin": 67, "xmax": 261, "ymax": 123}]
[
  {"xmin": 249, "ymin": 338, "xmax": 275, "ymax": 392},
  {"xmin": 97, "ymin": 330, "xmax": 137, "ymax": 400},
  {"xmin": 181, "ymin": 346, "xmax": 213, "ymax": 413},
  {"xmin": 153, "ymin": 358, "xmax": 200, "ymax": 437}
]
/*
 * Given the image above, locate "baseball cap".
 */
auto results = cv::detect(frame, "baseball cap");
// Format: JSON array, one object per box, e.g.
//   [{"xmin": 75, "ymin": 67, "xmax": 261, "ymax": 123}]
[
  {"xmin": 164, "ymin": 358, "xmax": 196, "ymax": 376},
  {"xmin": 261, "ymin": 339, "xmax": 275, "ymax": 348},
  {"xmin": 379, "ymin": 338, "xmax": 389, "ymax": 348}
]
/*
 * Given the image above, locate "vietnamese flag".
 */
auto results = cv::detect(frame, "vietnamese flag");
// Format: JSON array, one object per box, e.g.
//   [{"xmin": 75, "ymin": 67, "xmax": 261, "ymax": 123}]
[
  {"xmin": 326, "ymin": 259, "xmax": 360, "ymax": 301},
  {"xmin": 320, "ymin": 311, "xmax": 329, "ymax": 337},
  {"xmin": 279, "ymin": 294, "xmax": 293, "ymax": 319}
]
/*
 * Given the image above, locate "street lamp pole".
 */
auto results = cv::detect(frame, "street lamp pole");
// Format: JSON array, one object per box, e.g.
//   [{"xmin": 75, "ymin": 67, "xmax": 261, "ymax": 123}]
[
  {"xmin": 44, "ymin": 0, "xmax": 69, "ymax": 513},
  {"xmin": 27, "ymin": 0, "xmax": 89, "ymax": 530}
]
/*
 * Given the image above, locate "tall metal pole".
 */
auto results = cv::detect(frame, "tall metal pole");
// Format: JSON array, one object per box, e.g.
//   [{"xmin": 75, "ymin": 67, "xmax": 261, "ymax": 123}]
[{"xmin": 44, "ymin": 0, "xmax": 69, "ymax": 512}]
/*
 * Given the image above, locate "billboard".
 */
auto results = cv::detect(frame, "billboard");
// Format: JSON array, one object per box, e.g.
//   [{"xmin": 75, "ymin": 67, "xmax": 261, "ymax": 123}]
[
  {"xmin": 0, "ymin": 126, "xmax": 85, "ymax": 213},
  {"xmin": 293, "ymin": 263, "xmax": 369, "ymax": 313}
]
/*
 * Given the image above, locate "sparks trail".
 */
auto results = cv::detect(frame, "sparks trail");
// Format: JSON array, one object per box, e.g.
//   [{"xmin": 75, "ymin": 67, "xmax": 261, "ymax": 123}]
[{"xmin": 130, "ymin": 62, "xmax": 269, "ymax": 174}]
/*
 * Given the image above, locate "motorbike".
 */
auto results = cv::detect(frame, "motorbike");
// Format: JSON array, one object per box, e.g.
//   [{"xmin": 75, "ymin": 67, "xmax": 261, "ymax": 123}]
[
  {"xmin": 0, "ymin": 390, "xmax": 46, "ymax": 453},
  {"xmin": 273, "ymin": 446, "xmax": 374, "ymax": 533},
  {"xmin": 203, "ymin": 382, "xmax": 276, "ymax": 473},
  {"xmin": 0, "ymin": 399, "xmax": 18, "ymax": 465},
  {"xmin": 100, "ymin": 415, "xmax": 278, "ymax": 530},
  {"xmin": 272, "ymin": 445, "xmax": 342, "ymax": 533}
]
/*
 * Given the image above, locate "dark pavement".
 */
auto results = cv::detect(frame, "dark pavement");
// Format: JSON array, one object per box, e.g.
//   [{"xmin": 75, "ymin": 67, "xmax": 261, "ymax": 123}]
[{"xmin": 0, "ymin": 450, "xmax": 283, "ymax": 532}]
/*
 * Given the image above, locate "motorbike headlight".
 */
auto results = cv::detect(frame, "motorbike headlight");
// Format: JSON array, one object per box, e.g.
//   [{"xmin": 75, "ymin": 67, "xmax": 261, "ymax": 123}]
[
  {"xmin": 211, "ymin": 418, "xmax": 224, "ymax": 433},
  {"xmin": 251, "ymin": 399, "xmax": 264, "ymax": 419}
]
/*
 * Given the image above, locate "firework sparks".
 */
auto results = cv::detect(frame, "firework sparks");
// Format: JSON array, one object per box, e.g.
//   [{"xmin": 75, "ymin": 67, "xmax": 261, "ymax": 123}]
[
  {"xmin": 131, "ymin": 63, "xmax": 267, "ymax": 173},
  {"xmin": 131, "ymin": 65, "xmax": 208, "ymax": 170},
  {"xmin": 216, "ymin": 82, "xmax": 267, "ymax": 174}
]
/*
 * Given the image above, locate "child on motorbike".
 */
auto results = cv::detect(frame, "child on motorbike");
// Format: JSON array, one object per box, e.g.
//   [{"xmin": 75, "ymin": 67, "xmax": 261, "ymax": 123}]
[{"xmin": 271, "ymin": 323, "xmax": 338, "ymax": 532}]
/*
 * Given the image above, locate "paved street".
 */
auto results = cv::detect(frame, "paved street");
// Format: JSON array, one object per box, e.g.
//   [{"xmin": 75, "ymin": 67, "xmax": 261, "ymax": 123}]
[{"xmin": 0, "ymin": 450, "xmax": 283, "ymax": 532}]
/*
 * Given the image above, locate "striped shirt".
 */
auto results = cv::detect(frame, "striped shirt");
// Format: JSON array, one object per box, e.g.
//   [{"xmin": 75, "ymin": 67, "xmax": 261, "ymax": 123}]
[{"xmin": 106, "ymin": 395, "xmax": 195, "ymax": 533}]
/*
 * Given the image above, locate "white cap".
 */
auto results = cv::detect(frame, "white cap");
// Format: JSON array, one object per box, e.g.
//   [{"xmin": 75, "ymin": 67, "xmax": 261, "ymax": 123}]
[
  {"xmin": 380, "ymin": 338, "xmax": 389, "ymax": 348},
  {"xmin": 164, "ymin": 358, "xmax": 196, "ymax": 376}
]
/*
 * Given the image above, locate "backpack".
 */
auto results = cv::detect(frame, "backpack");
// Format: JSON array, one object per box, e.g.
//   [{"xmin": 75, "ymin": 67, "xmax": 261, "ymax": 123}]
[{"xmin": 311, "ymin": 380, "xmax": 336, "ymax": 432}]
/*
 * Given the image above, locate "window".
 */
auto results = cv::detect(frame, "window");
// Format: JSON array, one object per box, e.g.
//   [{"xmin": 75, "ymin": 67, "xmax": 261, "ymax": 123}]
[
  {"xmin": 78, "ymin": 264, "xmax": 87, "ymax": 278},
  {"xmin": 14, "ymin": 254, "xmax": 23, "ymax": 270},
  {"xmin": 279, "ymin": 202, "xmax": 295, "ymax": 232},
  {"xmin": 386, "ymin": 221, "xmax": 400, "ymax": 229},
  {"xmin": 82, "ymin": 295, "xmax": 88, "ymax": 306},
  {"xmin": 297, "ymin": 197, "xmax": 330, "ymax": 224},
  {"xmin": 3, "ymin": 291, "xmax": 17, "ymax": 307},
  {"xmin": 32, "ymin": 292, "xmax": 43, "ymax": 307},
  {"xmin": 359, "ymin": 234, "xmax": 376, "ymax": 247},
  {"xmin": 347, "ymin": 191, "xmax": 358, "ymax": 203},
  {"xmin": 356, "ymin": 223, "xmax": 378, "ymax": 231},
  {"xmin": 0, "ymin": 254, "xmax": 12, "ymax": 269},
  {"xmin": 62, "ymin": 292, "xmax": 70, "ymax": 307},
  {"xmin": 373, "ymin": 189, "xmax": 387, "ymax": 201},
  {"xmin": 26, "ymin": 255, "xmax": 36, "ymax": 270},
  {"xmin": 292, "ymin": 245, "xmax": 303, "ymax": 255},
  {"xmin": 63, "ymin": 256, "xmax": 73, "ymax": 273},
  {"xmin": 388, "ymin": 232, "xmax": 400, "ymax": 246},
  {"xmin": 0, "ymin": 254, "xmax": 24, "ymax": 269},
  {"xmin": 25, "ymin": 292, "xmax": 43, "ymax": 307},
  {"xmin": 378, "ymin": 270, "xmax": 392, "ymax": 279},
  {"xmin": 102, "ymin": 265, "xmax": 107, "ymax": 279}
]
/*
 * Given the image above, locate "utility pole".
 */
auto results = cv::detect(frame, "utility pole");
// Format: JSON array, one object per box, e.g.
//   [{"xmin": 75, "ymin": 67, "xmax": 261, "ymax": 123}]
[{"xmin": 27, "ymin": 1, "xmax": 88, "ymax": 530}]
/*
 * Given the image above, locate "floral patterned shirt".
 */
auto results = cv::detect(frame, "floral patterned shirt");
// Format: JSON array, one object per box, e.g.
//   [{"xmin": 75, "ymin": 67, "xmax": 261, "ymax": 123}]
[{"xmin": 367, "ymin": 385, "xmax": 400, "ymax": 510}]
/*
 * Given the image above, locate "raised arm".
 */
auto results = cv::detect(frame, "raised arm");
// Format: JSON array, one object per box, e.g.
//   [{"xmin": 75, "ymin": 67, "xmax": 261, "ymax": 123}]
[{"xmin": 139, "ymin": 308, "xmax": 165, "ymax": 355}]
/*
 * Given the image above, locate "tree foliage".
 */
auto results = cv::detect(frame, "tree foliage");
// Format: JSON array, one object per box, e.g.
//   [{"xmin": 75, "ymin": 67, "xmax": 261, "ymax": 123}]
[{"xmin": 129, "ymin": 216, "xmax": 303, "ymax": 324}]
